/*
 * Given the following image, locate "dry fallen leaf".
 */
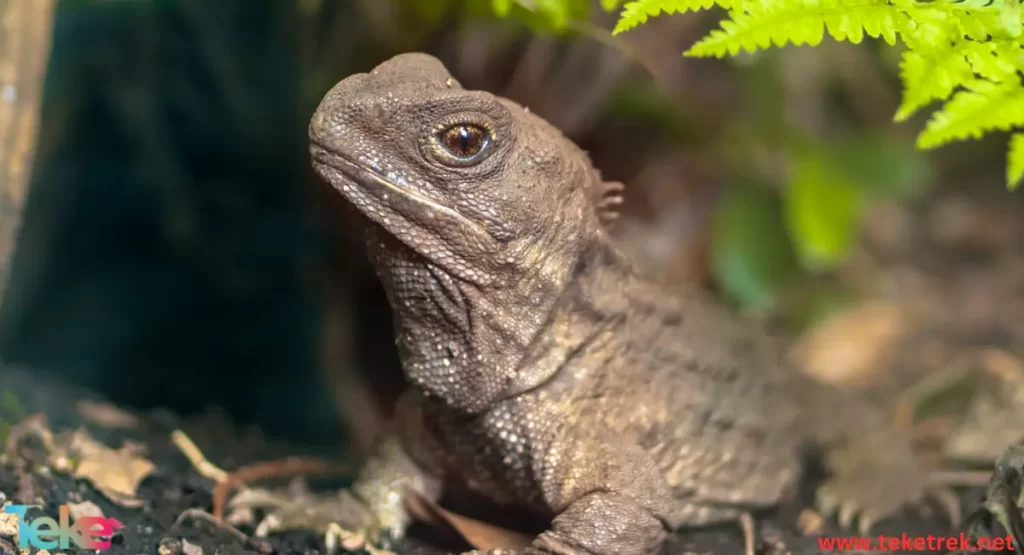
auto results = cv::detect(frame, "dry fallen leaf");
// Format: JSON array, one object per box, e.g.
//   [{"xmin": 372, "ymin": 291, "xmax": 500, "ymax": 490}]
[
  {"xmin": 402, "ymin": 487, "xmax": 532, "ymax": 551},
  {"xmin": 59, "ymin": 429, "xmax": 154, "ymax": 507},
  {"xmin": 4, "ymin": 417, "xmax": 153, "ymax": 507},
  {"xmin": 790, "ymin": 301, "xmax": 910, "ymax": 388}
]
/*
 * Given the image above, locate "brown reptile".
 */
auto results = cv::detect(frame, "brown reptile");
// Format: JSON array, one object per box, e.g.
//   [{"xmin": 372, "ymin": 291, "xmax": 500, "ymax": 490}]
[{"xmin": 307, "ymin": 52, "xmax": 950, "ymax": 555}]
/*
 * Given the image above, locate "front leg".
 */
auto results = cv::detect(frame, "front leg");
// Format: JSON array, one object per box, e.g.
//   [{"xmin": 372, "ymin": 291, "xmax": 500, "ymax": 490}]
[
  {"xmin": 226, "ymin": 391, "xmax": 444, "ymax": 548},
  {"xmin": 496, "ymin": 490, "xmax": 666, "ymax": 555},
  {"xmin": 351, "ymin": 391, "xmax": 445, "ymax": 542},
  {"xmin": 468, "ymin": 426, "xmax": 672, "ymax": 555}
]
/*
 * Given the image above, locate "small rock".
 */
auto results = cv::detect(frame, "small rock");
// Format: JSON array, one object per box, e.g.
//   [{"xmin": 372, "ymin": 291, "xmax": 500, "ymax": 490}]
[
  {"xmin": 0, "ymin": 504, "xmax": 19, "ymax": 537},
  {"xmin": 157, "ymin": 537, "xmax": 182, "ymax": 555},
  {"xmin": 67, "ymin": 500, "xmax": 104, "ymax": 521},
  {"xmin": 181, "ymin": 538, "xmax": 203, "ymax": 555}
]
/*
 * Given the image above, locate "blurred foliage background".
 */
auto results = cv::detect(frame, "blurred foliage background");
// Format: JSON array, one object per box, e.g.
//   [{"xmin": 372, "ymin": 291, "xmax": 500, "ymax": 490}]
[{"xmin": 0, "ymin": 0, "xmax": 1022, "ymax": 461}]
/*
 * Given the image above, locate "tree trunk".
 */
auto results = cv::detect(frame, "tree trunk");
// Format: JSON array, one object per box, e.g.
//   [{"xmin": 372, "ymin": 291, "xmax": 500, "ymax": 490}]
[{"xmin": 0, "ymin": 0, "xmax": 55, "ymax": 306}]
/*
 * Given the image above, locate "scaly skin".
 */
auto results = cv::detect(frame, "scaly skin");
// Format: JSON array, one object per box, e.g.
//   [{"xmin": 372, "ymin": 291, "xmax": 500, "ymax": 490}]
[{"xmin": 308, "ymin": 53, "xmax": 931, "ymax": 555}]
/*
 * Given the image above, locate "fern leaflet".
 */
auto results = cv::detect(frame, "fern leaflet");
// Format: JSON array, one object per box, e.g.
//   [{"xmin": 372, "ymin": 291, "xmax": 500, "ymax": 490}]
[{"xmin": 917, "ymin": 80, "xmax": 1024, "ymax": 148}]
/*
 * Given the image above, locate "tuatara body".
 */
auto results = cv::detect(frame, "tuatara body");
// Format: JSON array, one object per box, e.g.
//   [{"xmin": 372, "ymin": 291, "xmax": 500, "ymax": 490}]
[{"xmin": 308, "ymin": 53, "xmax": 936, "ymax": 555}]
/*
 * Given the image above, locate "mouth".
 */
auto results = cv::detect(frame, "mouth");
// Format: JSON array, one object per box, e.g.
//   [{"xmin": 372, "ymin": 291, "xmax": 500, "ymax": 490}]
[
  {"xmin": 309, "ymin": 141, "xmax": 496, "ymax": 244},
  {"xmin": 310, "ymin": 141, "xmax": 405, "ymax": 197}
]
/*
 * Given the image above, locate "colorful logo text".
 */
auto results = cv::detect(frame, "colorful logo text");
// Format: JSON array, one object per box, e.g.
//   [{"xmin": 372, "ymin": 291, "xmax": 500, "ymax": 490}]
[{"xmin": 3, "ymin": 503, "xmax": 123, "ymax": 550}]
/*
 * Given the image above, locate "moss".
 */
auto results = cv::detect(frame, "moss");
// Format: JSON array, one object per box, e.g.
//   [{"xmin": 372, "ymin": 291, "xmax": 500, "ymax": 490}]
[{"xmin": 0, "ymin": 390, "xmax": 25, "ymax": 419}]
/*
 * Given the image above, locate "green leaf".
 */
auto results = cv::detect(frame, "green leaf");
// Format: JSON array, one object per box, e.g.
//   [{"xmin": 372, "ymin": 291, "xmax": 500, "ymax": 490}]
[
  {"xmin": 822, "ymin": 134, "xmax": 929, "ymax": 198},
  {"xmin": 493, "ymin": 0, "xmax": 513, "ymax": 16},
  {"xmin": 534, "ymin": 0, "xmax": 572, "ymax": 28},
  {"xmin": 600, "ymin": 0, "xmax": 624, "ymax": 11},
  {"xmin": 484, "ymin": 0, "xmax": 591, "ymax": 32},
  {"xmin": 784, "ymin": 151, "xmax": 867, "ymax": 271},
  {"xmin": 712, "ymin": 184, "xmax": 801, "ymax": 310},
  {"xmin": 1009, "ymin": 133, "xmax": 1024, "ymax": 191},
  {"xmin": 399, "ymin": 0, "xmax": 461, "ymax": 28}
]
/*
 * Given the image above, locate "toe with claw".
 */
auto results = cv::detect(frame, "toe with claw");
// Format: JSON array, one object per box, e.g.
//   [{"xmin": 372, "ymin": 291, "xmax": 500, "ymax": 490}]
[
  {"xmin": 815, "ymin": 437, "xmax": 930, "ymax": 534},
  {"xmin": 225, "ymin": 479, "xmax": 384, "ymax": 553}
]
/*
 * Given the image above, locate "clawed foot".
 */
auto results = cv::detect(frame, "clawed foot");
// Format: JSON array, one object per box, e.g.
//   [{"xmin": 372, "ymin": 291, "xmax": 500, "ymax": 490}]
[
  {"xmin": 224, "ymin": 478, "xmax": 384, "ymax": 553},
  {"xmin": 815, "ymin": 437, "xmax": 948, "ymax": 535}
]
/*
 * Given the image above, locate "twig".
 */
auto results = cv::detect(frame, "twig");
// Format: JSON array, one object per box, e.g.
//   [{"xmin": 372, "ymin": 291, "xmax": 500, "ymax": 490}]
[
  {"xmin": 929, "ymin": 469, "xmax": 994, "ymax": 488},
  {"xmin": 171, "ymin": 430, "xmax": 353, "ymax": 529},
  {"xmin": 170, "ymin": 429, "xmax": 227, "ymax": 482},
  {"xmin": 212, "ymin": 457, "xmax": 351, "ymax": 521},
  {"xmin": 171, "ymin": 508, "xmax": 274, "ymax": 554}
]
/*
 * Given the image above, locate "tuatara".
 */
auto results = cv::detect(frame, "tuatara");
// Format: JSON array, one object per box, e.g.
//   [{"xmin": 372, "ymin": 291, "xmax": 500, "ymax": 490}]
[{"xmin": 308, "ymin": 53, "xmax": 941, "ymax": 555}]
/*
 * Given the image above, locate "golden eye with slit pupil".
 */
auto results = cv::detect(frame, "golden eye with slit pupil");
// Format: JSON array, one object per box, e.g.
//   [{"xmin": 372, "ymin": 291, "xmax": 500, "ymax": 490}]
[{"xmin": 439, "ymin": 124, "xmax": 489, "ymax": 159}]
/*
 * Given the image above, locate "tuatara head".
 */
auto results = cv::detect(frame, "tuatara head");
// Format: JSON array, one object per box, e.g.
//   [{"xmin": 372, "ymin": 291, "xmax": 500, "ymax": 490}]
[
  {"xmin": 309, "ymin": 53, "xmax": 611, "ymax": 413},
  {"xmin": 309, "ymin": 52, "xmax": 607, "ymax": 281}
]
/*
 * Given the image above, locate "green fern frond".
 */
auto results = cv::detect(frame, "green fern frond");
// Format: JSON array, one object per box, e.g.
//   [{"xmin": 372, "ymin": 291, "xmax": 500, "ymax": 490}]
[
  {"xmin": 611, "ymin": 0, "xmax": 1024, "ymax": 190},
  {"xmin": 896, "ymin": 40, "xmax": 1022, "ymax": 121},
  {"xmin": 685, "ymin": 1, "xmax": 919, "ymax": 58},
  {"xmin": 925, "ymin": 1, "xmax": 1022, "ymax": 38},
  {"xmin": 918, "ymin": 81, "xmax": 1024, "ymax": 148},
  {"xmin": 961, "ymin": 40, "xmax": 1022, "ymax": 84},
  {"xmin": 613, "ymin": 0, "xmax": 721, "ymax": 34},
  {"xmin": 1009, "ymin": 133, "xmax": 1024, "ymax": 190},
  {"xmin": 896, "ymin": 50, "xmax": 970, "ymax": 121}
]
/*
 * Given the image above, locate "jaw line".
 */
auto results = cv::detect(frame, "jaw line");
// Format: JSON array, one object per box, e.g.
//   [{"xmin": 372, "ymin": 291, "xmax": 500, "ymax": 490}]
[{"xmin": 311, "ymin": 143, "xmax": 493, "ymax": 241}]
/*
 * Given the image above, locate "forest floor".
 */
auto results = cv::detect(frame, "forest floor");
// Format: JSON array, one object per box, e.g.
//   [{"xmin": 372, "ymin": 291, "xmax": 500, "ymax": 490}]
[{"xmin": 0, "ymin": 365, "xmax": 999, "ymax": 555}]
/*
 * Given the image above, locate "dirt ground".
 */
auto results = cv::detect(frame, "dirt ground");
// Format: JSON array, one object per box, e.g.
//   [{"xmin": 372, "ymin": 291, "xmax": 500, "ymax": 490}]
[{"xmin": 0, "ymin": 364, "xmax": 1001, "ymax": 555}]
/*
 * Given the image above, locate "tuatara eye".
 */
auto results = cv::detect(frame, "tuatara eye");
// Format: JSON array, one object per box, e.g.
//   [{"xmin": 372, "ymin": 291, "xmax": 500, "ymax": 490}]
[{"xmin": 437, "ymin": 124, "xmax": 490, "ymax": 161}]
